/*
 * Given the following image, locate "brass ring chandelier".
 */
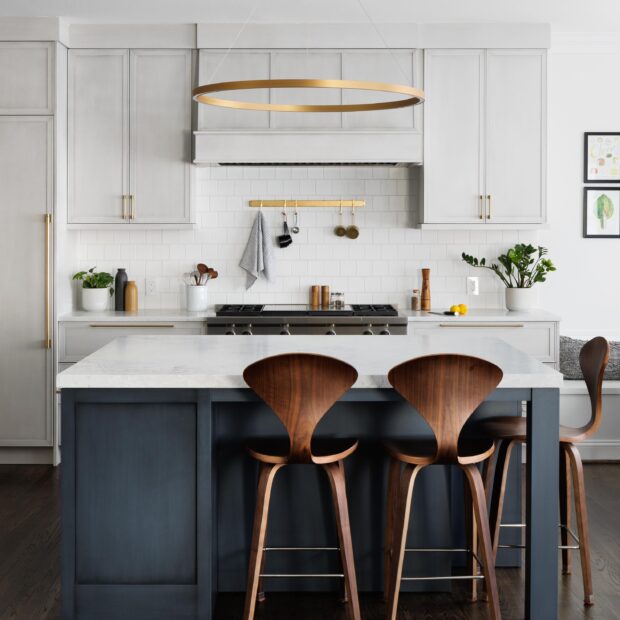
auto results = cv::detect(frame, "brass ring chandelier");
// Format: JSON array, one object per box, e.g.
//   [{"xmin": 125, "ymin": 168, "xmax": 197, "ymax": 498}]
[{"xmin": 192, "ymin": 78, "xmax": 425, "ymax": 113}]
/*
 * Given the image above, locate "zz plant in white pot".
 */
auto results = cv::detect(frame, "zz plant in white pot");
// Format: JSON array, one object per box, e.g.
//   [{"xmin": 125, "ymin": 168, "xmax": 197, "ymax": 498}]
[{"xmin": 462, "ymin": 244, "xmax": 556, "ymax": 311}]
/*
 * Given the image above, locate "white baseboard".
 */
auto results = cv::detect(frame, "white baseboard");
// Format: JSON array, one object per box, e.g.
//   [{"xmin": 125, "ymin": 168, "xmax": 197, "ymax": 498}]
[
  {"xmin": 576, "ymin": 439, "xmax": 620, "ymax": 462},
  {"xmin": 0, "ymin": 447, "xmax": 54, "ymax": 464}
]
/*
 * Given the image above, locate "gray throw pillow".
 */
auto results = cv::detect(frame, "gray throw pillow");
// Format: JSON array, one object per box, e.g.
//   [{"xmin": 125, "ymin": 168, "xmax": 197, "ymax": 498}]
[{"xmin": 560, "ymin": 336, "xmax": 620, "ymax": 380}]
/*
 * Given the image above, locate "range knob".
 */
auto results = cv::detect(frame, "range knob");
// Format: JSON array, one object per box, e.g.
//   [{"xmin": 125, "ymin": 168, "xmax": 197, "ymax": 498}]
[
  {"xmin": 241, "ymin": 323, "xmax": 253, "ymax": 335},
  {"xmin": 363, "ymin": 324, "xmax": 374, "ymax": 335},
  {"xmin": 379, "ymin": 324, "xmax": 391, "ymax": 336},
  {"xmin": 225, "ymin": 324, "xmax": 236, "ymax": 335},
  {"xmin": 279, "ymin": 323, "xmax": 291, "ymax": 335},
  {"xmin": 325, "ymin": 323, "xmax": 337, "ymax": 336}
]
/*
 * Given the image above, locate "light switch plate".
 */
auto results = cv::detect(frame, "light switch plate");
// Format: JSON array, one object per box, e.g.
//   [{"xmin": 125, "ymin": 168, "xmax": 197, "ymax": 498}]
[
  {"xmin": 145, "ymin": 279, "xmax": 158, "ymax": 296},
  {"xmin": 466, "ymin": 276, "xmax": 480, "ymax": 296}
]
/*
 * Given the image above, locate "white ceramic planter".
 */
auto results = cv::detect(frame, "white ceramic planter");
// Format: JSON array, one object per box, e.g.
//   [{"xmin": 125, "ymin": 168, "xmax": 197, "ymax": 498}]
[
  {"xmin": 505, "ymin": 287, "xmax": 539, "ymax": 311},
  {"xmin": 186, "ymin": 284, "xmax": 208, "ymax": 312},
  {"xmin": 81, "ymin": 287, "xmax": 111, "ymax": 312}
]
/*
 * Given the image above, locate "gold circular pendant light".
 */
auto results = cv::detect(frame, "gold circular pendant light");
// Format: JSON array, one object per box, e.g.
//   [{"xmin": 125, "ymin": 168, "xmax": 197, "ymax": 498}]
[{"xmin": 192, "ymin": 78, "xmax": 424, "ymax": 113}]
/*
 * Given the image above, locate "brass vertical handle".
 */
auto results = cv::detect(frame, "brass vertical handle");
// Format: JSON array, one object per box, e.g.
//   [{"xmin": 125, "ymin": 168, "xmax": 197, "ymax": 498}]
[
  {"xmin": 479, "ymin": 195, "xmax": 484, "ymax": 219},
  {"xmin": 44, "ymin": 214, "xmax": 52, "ymax": 349},
  {"xmin": 129, "ymin": 194, "xmax": 135, "ymax": 221},
  {"xmin": 121, "ymin": 195, "xmax": 127, "ymax": 220},
  {"xmin": 487, "ymin": 194, "xmax": 492, "ymax": 220}
]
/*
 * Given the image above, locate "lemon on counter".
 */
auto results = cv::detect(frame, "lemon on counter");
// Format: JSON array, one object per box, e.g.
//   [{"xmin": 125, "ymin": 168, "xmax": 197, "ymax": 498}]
[
  {"xmin": 458, "ymin": 303, "xmax": 468, "ymax": 315},
  {"xmin": 449, "ymin": 305, "xmax": 461, "ymax": 314}
]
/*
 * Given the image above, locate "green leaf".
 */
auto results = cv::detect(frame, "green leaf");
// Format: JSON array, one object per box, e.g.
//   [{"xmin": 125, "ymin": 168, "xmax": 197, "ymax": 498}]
[{"xmin": 595, "ymin": 194, "xmax": 614, "ymax": 229}]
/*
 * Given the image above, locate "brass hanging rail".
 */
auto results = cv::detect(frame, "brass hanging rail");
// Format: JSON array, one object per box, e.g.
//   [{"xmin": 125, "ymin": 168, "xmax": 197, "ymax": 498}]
[{"xmin": 249, "ymin": 200, "xmax": 365, "ymax": 208}]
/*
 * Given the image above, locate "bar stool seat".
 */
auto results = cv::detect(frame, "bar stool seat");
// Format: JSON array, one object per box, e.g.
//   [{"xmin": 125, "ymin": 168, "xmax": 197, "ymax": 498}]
[
  {"xmin": 477, "ymin": 416, "xmax": 587, "ymax": 444},
  {"xmin": 247, "ymin": 437, "xmax": 359, "ymax": 464},
  {"xmin": 385, "ymin": 436, "xmax": 495, "ymax": 466}
]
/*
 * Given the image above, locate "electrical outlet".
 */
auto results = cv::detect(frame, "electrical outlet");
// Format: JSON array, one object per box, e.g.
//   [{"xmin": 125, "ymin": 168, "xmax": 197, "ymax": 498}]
[
  {"xmin": 466, "ymin": 276, "xmax": 480, "ymax": 296},
  {"xmin": 145, "ymin": 279, "xmax": 158, "ymax": 296}
]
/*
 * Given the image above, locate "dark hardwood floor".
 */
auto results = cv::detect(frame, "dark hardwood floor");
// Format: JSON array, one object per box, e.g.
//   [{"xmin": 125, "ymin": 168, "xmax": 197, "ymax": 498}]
[{"xmin": 0, "ymin": 464, "xmax": 618, "ymax": 619}]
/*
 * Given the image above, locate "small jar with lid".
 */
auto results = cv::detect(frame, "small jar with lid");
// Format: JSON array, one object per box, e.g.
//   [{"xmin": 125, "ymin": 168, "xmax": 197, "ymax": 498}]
[
  {"xmin": 411, "ymin": 289, "xmax": 421, "ymax": 311},
  {"xmin": 331, "ymin": 292, "xmax": 345, "ymax": 310}
]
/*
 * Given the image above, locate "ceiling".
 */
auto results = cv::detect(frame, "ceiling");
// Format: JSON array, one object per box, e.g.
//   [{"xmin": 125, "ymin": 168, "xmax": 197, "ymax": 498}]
[{"xmin": 1, "ymin": 0, "xmax": 620, "ymax": 28}]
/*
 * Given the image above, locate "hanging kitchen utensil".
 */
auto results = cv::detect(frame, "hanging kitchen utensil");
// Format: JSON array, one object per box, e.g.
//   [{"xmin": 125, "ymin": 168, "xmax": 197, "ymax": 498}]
[
  {"xmin": 334, "ymin": 201, "xmax": 346, "ymax": 237},
  {"xmin": 345, "ymin": 206, "xmax": 360, "ymax": 239},
  {"xmin": 278, "ymin": 204, "xmax": 293, "ymax": 248},
  {"xmin": 291, "ymin": 202, "xmax": 300, "ymax": 234}
]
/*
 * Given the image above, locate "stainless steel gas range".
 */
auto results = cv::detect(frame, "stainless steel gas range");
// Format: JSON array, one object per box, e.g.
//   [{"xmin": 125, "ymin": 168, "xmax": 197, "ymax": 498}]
[{"xmin": 206, "ymin": 304, "xmax": 408, "ymax": 335}]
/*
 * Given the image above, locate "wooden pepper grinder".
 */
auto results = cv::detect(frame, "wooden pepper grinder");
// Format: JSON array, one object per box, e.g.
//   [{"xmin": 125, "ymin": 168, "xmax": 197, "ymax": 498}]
[{"xmin": 421, "ymin": 268, "xmax": 431, "ymax": 311}]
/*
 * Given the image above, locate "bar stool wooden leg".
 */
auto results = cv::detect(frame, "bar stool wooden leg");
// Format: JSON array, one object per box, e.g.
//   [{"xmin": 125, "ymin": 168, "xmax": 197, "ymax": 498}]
[
  {"xmin": 565, "ymin": 444, "xmax": 594, "ymax": 605},
  {"xmin": 323, "ymin": 461, "xmax": 361, "ymax": 620},
  {"xmin": 386, "ymin": 463, "xmax": 424, "ymax": 620},
  {"xmin": 337, "ymin": 461, "xmax": 350, "ymax": 605},
  {"xmin": 559, "ymin": 445, "xmax": 573, "ymax": 575},
  {"xmin": 488, "ymin": 439, "xmax": 515, "ymax": 558},
  {"xmin": 243, "ymin": 463, "xmax": 283, "ymax": 620},
  {"xmin": 384, "ymin": 458, "xmax": 401, "ymax": 601},
  {"xmin": 464, "ymin": 474, "xmax": 479, "ymax": 603},
  {"xmin": 481, "ymin": 442, "xmax": 498, "ymax": 506},
  {"xmin": 463, "ymin": 464, "xmax": 501, "ymax": 620}
]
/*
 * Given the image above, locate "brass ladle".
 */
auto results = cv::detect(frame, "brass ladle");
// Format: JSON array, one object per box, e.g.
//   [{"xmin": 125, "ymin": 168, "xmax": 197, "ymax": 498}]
[
  {"xmin": 345, "ymin": 206, "xmax": 359, "ymax": 239},
  {"xmin": 334, "ymin": 201, "xmax": 346, "ymax": 237}
]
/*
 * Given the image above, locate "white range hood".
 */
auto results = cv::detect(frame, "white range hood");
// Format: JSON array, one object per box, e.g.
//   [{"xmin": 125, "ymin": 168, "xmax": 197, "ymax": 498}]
[{"xmin": 193, "ymin": 129, "xmax": 423, "ymax": 166}]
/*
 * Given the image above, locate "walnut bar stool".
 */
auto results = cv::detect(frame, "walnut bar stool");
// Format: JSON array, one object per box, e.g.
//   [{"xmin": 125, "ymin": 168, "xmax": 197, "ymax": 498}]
[
  {"xmin": 477, "ymin": 336, "xmax": 609, "ymax": 606},
  {"xmin": 384, "ymin": 354, "xmax": 503, "ymax": 620},
  {"xmin": 242, "ymin": 353, "xmax": 361, "ymax": 620}
]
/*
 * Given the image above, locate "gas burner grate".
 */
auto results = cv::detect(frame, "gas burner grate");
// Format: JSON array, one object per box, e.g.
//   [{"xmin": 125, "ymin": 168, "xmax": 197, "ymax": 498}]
[
  {"xmin": 216, "ymin": 304, "xmax": 265, "ymax": 316},
  {"xmin": 350, "ymin": 304, "xmax": 398, "ymax": 317}
]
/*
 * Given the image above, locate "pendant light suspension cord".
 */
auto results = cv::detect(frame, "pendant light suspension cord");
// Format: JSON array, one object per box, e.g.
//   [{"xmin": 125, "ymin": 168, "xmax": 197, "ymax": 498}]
[
  {"xmin": 206, "ymin": 0, "xmax": 262, "ymax": 85},
  {"xmin": 355, "ymin": 0, "xmax": 411, "ymax": 85}
]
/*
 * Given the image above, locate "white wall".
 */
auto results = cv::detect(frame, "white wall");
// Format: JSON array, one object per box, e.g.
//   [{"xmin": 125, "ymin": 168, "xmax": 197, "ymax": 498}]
[
  {"xmin": 542, "ymin": 36, "xmax": 620, "ymax": 339},
  {"xmin": 72, "ymin": 165, "xmax": 528, "ymax": 311}
]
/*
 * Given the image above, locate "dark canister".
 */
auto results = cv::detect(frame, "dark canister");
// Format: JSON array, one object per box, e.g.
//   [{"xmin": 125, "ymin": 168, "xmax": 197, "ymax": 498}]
[{"xmin": 114, "ymin": 268, "xmax": 128, "ymax": 311}]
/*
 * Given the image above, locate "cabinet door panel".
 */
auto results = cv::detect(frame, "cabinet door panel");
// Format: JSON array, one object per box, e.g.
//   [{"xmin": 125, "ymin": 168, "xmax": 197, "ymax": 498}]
[
  {"xmin": 130, "ymin": 50, "xmax": 192, "ymax": 224},
  {"xmin": 423, "ymin": 50, "xmax": 484, "ymax": 223},
  {"xmin": 486, "ymin": 50, "xmax": 546, "ymax": 223},
  {"xmin": 68, "ymin": 50, "xmax": 129, "ymax": 224},
  {"xmin": 0, "ymin": 117, "xmax": 52, "ymax": 445},
  {"xmin": 198, "ymin": 51, "xmax": 270, "ymax": 130},
  {"xmin": 270, "ymin": 52, "xmax": 341, "ymax": 129},
  {"xmin": 342, "ymin": 50, "xmax": 416, "ymax": 130},
  {"xmin": 0, "ymin": 43, "xmax": 53, "ymax": 114}
]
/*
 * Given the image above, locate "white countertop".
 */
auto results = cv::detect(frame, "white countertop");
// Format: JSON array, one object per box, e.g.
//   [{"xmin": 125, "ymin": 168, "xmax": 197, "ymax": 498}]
[
  {"xmin": 57, "ymin": 335, "xmax": 563, "ymax": 390},
  {"xmin": 402, "ymin": 308, "xmax": 560, "ymax": 322},
  {"xmin": 59, "ymin": 310, "xmax": 213, "ymax": 322}
]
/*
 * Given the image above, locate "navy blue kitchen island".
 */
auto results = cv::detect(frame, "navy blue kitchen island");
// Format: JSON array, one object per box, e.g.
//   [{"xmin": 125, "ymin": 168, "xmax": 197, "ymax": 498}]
[{"xmin": 58, "ymin": 335, "xmax": 562, "ymax": 620}]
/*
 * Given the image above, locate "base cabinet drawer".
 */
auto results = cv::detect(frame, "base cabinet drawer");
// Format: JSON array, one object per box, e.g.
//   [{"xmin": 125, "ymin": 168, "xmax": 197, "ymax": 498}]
[
  {"xmin": 409, "ymin": 321, "xmax": 558, "ymax": 363},
  {"xmin": 59, "ymin": 322, "xmax": 205, "ymax": 363}
]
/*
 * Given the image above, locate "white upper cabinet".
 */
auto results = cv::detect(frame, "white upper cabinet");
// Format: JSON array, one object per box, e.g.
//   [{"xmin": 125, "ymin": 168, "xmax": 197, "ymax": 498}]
[
  {"xmin": 422, "ymin": 49, "xmax": 547, "ymax": 227},
  {"xmin": 68, "ymin": 48, "xmax": 193, "ymax": 226},
  {"xmin": 0, "ymin": 42, "xmax": 54, "ymax": 115},
  {"xmin": 423, "ymin": 50, "xmax": 484, "ymax": 224},
  {"xmin": 129, "ymin": 50, "xmax": 192, "ymax": 224},
  {"xmin": 485, "ymin": 50, "xmax": 546, "ymax": 224},
  {"xmin": 68, "ymin": 49, "xmax": 129, "ymax": 224}
]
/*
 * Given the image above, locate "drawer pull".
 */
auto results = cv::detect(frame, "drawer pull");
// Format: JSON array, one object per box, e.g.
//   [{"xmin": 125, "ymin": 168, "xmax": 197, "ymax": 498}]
[
  {"xmin": 88, "ymin": 323, "xmax": 176, "ymax": 328},
  {"xmin": 438, "ymin": 323, "xmax": 525, "ymax": 328}
]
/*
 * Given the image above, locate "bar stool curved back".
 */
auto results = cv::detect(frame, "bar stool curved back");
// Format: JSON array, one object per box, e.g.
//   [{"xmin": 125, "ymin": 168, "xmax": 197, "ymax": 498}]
[{"xmin": 241, "ymin": 353, "xmax": 361, "ymax": 620}]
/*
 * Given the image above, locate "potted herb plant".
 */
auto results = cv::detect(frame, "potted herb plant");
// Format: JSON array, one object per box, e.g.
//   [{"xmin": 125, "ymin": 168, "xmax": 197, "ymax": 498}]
[
  {"xmin": 462, "ymin": 244, "xmax": 556, "ymax": 311},
  {"xmin": 185, "ymin": 263, "xmax": 219, "ymax": 311},
  {"xmin": 73, "ymin": 267, "xmax": 115, "ymax": 312}
]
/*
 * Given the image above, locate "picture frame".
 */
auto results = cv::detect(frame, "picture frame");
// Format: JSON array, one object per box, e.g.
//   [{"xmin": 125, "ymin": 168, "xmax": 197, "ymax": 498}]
[
  {"xmin": 583, "ymin": 187, "xmax": 620, "ymax": 238},
  {"xmin": 584, "ymin": 132, "xmax": 620, "ymax": 183}
]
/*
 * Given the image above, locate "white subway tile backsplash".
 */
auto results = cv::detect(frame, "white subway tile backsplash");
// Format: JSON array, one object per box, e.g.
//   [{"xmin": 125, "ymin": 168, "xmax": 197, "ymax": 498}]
[{"xmin": 73, "ymin": 166, "xmax": 536, "ymax": 311}]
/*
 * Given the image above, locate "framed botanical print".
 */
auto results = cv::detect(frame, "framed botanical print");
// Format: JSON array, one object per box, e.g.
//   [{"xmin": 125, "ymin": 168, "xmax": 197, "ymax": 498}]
[
  {"xmin": 584, "ymin": 187, "xmax": 620, "ymax": 238},
  {"xmin": 584, "ymin": 132, "xmax": 620, "ymax": 182}
]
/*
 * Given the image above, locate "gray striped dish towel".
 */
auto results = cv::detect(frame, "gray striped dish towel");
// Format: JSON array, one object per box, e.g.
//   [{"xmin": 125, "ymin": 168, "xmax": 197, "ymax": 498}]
[{"xmin": 239, "ymin": 211, "xmax": 274, "ymax": 289}]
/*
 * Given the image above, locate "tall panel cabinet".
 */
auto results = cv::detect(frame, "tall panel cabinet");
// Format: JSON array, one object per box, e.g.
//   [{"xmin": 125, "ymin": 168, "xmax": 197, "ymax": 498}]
[{"xmin": 0, "ymin": 116, "xmax": 54, "ymax": 449}]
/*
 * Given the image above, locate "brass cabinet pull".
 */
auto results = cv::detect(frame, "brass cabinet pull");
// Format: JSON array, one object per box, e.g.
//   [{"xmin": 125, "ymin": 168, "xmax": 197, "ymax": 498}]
[
  {"xmin": 438, "ymin": 323, "xmax": 524, "ymax": 328},
  {"xmin": 479, "ymin": 195, "xmax": 484, "ymax": 219},
  {"xmin": 44, "ymin": 214, "xmax": 52, "ymax": 349},
  {"xmin": 89, "ymin": 323, "xmax": 176, "ymax": 328},
  {"xmin": 487, "ymin": 194, "xmax": 492, "ymax": 220},
  {"xmin": 129, "ymin": 194, "xmax": 136, "ymax": 221},
  {"xmin": 121, "ymin": 195, "xmax": 128, "ymax": 220}
]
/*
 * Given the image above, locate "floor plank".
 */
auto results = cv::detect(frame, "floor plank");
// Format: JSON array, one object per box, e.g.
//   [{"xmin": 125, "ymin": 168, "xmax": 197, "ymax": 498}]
[{"xmin": 0, "ymin": 464, "xmax": 618, "ymax": 619}]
